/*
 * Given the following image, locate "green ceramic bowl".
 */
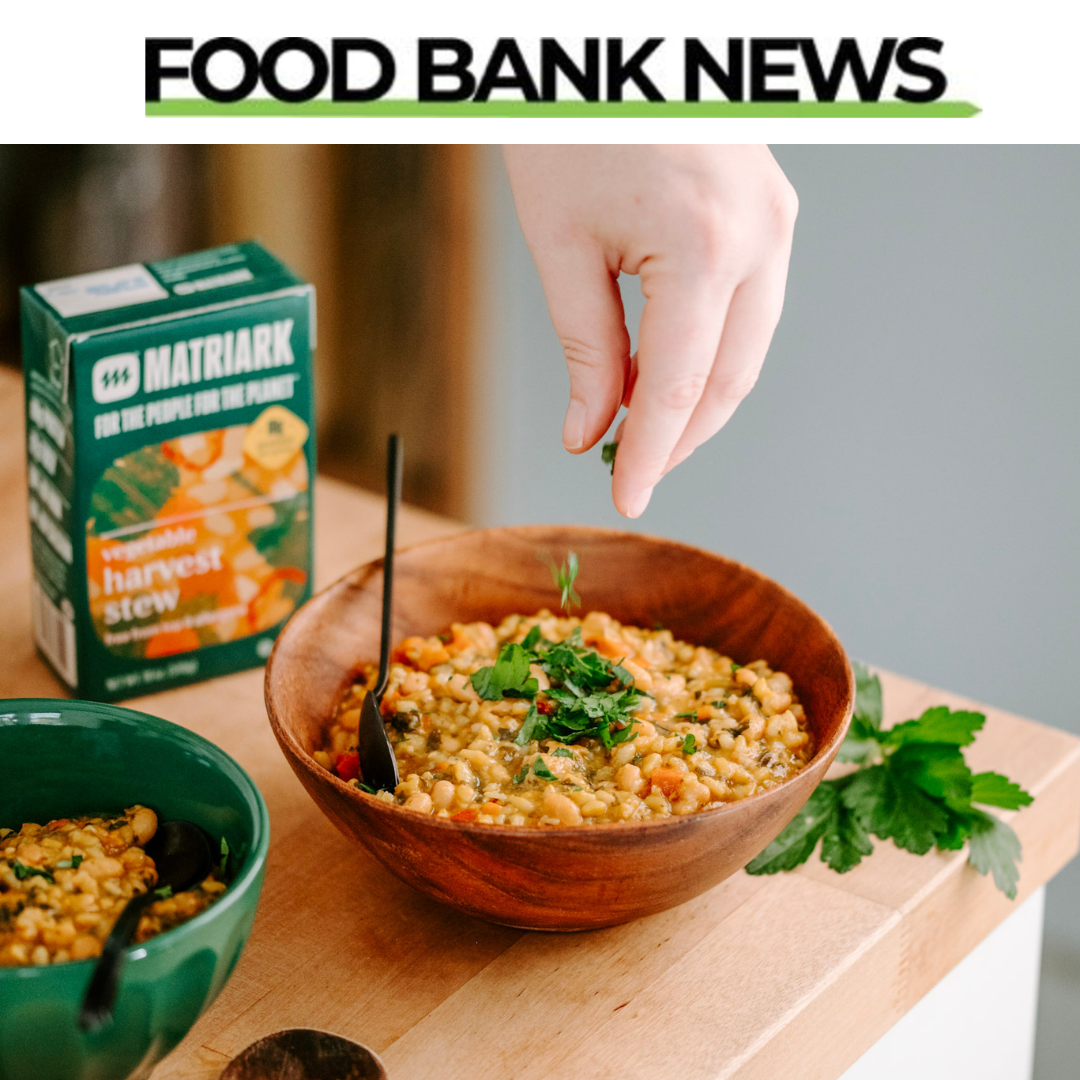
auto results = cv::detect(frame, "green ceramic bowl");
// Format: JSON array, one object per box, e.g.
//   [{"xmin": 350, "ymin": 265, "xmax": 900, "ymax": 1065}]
[{"xmin": 0, "ymin": 700, "xmax": 269, "ymax": 1080}]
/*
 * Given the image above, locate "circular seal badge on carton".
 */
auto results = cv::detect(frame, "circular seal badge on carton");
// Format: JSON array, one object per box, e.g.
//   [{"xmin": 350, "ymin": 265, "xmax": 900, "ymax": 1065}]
[{"xmin": 242, "ymin": 405, "xmax": 309, "ymax": 471}]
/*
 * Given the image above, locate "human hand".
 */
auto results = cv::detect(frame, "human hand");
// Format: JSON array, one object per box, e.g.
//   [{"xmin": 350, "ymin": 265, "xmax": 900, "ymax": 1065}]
[{"xmin": 503, "ymin": 145, "xmax": 798, "ymax": 518}]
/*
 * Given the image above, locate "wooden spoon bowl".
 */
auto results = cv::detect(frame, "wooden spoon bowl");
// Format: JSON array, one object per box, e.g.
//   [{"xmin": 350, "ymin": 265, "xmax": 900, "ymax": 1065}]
[{"xmin": 265, "ymin": 526, "xmax": 853, "ymax": 931}]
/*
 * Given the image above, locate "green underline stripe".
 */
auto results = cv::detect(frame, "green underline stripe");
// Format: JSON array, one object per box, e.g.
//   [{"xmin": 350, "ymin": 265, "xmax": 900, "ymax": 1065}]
[{"xmin": 146, "ymin": 99, "xmax": 981, "ymax": 119}]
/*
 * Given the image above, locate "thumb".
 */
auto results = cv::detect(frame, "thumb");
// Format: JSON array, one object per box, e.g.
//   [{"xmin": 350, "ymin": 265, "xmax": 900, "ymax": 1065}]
[{"xmin": 526, "ymin": 243, "xmax": 632, "ymax": 453}]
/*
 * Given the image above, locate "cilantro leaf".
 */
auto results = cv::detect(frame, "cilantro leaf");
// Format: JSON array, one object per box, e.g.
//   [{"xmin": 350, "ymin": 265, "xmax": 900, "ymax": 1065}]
[
  {"xmin": 521, "ymin": 624, "xmax": 544, "ymax": 651},
  {"xmin": 746, "ymin": 784, "xmax": 838, "ymax": 874},
  {"xmin": 154, "ymin": 885, "xmax": 173, "ymax": 900},
  {"xmin": 970, "ymin": 771, "xmax": 1034, "ymax": 810},
  {"xmin": 513, "ymin": 764, "xmax": 529, "ymax": 784},
  {"xmin": 55, "ymin": 854, "xmax": 83, "ymax": 870},
  {"xmin": 966, "ymin": 810, "xmax": 1022, "ymax": 899},
  {"xmin": 885, "ymin": 705, "xmax": 985, "ymax": 748},
  {"xmin": 552, "ymin": 746, "xmax": 575, "ymax": 758},
  {"xmin": 601, "ymin": 440, "xmax": 618, "ymax": 474},
  {"xmin": 471, "ymin": 643, "xmax": 539, "ymax": 701},
  {"xmin": 852, "ymin": 662, "xmax": 883, "ymax": 730},
  {"xmin": 682, "ymin": 734, "xmax": 697, "ymax": 754}
]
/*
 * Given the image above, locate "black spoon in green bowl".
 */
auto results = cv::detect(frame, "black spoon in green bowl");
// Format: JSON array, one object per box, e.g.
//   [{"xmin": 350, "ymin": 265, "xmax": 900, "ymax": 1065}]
[
  {"xmin": 78, "ymin": 819, "xmax": 213, "ymax": 1032},
  {"xmin": 353, "ymin": 433, "xmax": 402, "ymax": 794}
]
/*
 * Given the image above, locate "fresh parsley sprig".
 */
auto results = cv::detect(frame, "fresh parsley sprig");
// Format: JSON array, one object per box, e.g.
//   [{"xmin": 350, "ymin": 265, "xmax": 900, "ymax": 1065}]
[
  {"xmin": 746, "ymin": 663, "xmax": 1033, "ymax": 898},
  {"xmin": 545, "ymin": 552, "xmax": 581, "ymax": 613}
]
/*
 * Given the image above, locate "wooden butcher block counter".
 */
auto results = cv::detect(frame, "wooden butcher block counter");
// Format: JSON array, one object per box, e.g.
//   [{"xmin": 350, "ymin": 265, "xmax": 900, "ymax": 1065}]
[{"xmin": 0, "ymin": 368, "xmax": 1077, "ymax": 1080}]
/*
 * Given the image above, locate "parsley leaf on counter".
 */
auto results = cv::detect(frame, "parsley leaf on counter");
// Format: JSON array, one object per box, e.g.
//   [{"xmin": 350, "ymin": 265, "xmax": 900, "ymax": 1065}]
[
  {"xmin": 966, "ymin": 811, "xmax": 1023, "ymax": 897},
  {"xmin": 970, "ymin": 771, "xmax": 1035, "ymax": 810},
  {"xmin": 747, "ymin": 662, "xmax": 1033, "ymax": 898}
]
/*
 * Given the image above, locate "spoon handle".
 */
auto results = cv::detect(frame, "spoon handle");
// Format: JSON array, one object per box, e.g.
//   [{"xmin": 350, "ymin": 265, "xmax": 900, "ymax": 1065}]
[
  {"xmin": 78, "ymin": 888, "xmax": 157, "ymax": 1032},
  {"xmin": 375, "ymin": 433, "xmax": 402, "ymax": 698}
]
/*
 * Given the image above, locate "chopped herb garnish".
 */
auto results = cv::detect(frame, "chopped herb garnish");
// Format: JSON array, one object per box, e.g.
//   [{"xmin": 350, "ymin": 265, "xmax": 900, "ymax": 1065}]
[
  {"xmin": 532, "ymin": 759, "xmax": 558, "ymax": 782},
  {"xmin": 436, "ymin": 631, "xmax": 453, "ymax": 643},
  {"xmin": 11, "ymin": 861, "xmax": 54, "ymax": 884},
  {"xmin": 601, "ymin": 440, "xmax": 618, "ymax": 474},
  {"xmin": 54, "ymin": 855, "xmax": 83, "ymax": 870},
  {"xmin": 155, "ymin": 885, "xmax": 173, "ymax": 900},
  {"xmin": 357, "ymin": 782, "xmax": 377, "ymax": 795},
  {"xmin": 470, "ymin": 642, "xmax": 539, "ymax": 701},
  {"xmin": 731, "ymin": 662, "xmax": 742, "ymax": 674},
  {"xmin": 546, "ymin": 552, "xmax": 582, "ymax": 613},
  {"xmin": 106, "ymin": 819, "xmax": 127, "ymax": 831},
  {"xmin": 552, "ymin": 747, "xmax": 575, "ymax": 758},
  {"xmin": 674, "ymin": 710, "xmax": 698, "ymax": 719},
  {"xmin": 682, "ymin": 734, "xmax": 697, "ymax": 754},
  {"xmin": 513, "ymin": 764, "xmax": 530, "ymax": 784},
  {"xmin": 747, "ymin": 663, "xmax": 1034, "ymax": 898},
  {"xmin": 482, "ymin": 620, "xmax": 644, "ymax": 750},
  {"xmin": 514, "ymin": 705, "xmax": 546, "ymax": 747},
  {"xmin": 219, "ymin": 837, "xmax": 230, "ymax": 879}
]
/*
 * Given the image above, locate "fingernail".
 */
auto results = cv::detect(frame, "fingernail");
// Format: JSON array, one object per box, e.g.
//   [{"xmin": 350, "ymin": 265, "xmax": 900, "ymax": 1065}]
[
  {"xmin": 625, "ymin": 485, "xmax": 654, "ymax": 519},
  {"xmin": 562, "ymin": 399, "xmax": 586, "ymax": 451}
]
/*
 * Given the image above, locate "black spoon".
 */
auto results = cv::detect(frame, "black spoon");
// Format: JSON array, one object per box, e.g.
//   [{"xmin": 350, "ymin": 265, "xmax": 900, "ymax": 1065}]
[
  {"xmin": 79, "ymin": 819, "xmax": 213, "ymax": 1032},
  {"xmin": 354, "ymin": 433, "xmax": 402, "ymax": 793}
]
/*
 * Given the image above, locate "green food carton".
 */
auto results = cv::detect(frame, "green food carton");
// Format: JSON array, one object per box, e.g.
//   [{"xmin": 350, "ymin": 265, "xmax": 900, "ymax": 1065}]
[{"xmin": 20, "ymin": 242, "xmax": 317, "ymax": 700}]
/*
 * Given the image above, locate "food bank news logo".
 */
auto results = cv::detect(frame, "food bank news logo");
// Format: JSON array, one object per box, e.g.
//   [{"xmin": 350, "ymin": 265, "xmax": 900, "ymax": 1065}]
[{"xmin": 145, "ymin": 37, "xmax": 980, "ymax": 117}]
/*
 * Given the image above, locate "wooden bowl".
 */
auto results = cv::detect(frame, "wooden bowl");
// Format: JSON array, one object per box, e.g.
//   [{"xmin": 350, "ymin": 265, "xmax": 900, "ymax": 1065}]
[{"xmin": 265, "ymin": 526, "xmax": 853, "ymax": 931}]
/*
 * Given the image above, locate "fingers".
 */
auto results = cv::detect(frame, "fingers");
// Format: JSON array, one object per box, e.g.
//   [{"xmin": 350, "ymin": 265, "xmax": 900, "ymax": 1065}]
[
  {"xmin": 662, "ymin": 255, "xmax": 791, "ymax": 475},
  {"xmin": 524, "ymin": 240, "xmax": 633, "ymax": 453},
  {"xmin": 611, "ymin": 274, "xmax": 734, "ymax": 517}
]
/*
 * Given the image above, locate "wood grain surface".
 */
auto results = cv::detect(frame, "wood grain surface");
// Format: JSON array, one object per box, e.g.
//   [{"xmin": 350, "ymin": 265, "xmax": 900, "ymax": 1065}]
[{"xmin": 1, "ymin": 368, "xmax": 1078, "ymax": 1080}]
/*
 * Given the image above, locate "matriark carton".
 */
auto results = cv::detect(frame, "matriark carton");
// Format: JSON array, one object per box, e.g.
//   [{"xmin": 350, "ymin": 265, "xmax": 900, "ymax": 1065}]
[{"xmin": 20, "ymin": 242, "xmax": 316, "ymax": 700}]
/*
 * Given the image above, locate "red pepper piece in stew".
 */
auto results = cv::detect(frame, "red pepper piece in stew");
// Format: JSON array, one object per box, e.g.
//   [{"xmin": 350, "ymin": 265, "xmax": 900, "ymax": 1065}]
[{"xmin": 335, "ymin": 752, "xmax": 360, "ymax": 782}]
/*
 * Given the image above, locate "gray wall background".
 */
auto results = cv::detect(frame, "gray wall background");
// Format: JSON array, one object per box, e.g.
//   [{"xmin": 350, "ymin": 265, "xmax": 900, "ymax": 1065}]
[{"xmin": 474, "ymin": 145, "xmax": 1080, "ymax": 1079}]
